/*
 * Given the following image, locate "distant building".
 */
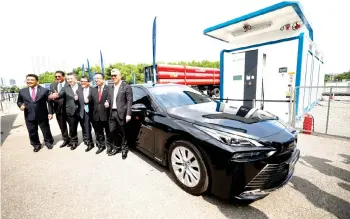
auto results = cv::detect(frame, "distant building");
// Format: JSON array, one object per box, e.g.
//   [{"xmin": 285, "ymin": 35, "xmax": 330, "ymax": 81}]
[{"xmin": 9, "ymin": 79, "xmax": 16, "ymax": 86}]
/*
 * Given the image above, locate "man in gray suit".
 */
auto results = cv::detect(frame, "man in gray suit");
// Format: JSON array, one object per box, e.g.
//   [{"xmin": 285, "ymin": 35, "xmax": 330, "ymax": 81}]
[
  {"xmin": 50, "ymin": 72, "xmax": 92, "ymax": 150},
  {"xmin": 107, "ymin": 69, "xmax": 133, "ymax": 159}
]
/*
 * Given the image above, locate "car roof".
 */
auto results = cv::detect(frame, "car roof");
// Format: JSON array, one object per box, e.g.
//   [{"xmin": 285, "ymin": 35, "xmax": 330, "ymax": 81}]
[{"xmin": 131, "ymin": 83, "xmax": 185, "ymax": 89}]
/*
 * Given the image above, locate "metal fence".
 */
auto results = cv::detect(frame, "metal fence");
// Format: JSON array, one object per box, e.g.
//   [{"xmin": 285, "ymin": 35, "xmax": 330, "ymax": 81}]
[
  {"xmin": 0, "ymin": 93, "xmax": 18, "ymax": 114},
  {"xmin": 291, "ymin": 86, "xmax": 350, "ymax": 139}
]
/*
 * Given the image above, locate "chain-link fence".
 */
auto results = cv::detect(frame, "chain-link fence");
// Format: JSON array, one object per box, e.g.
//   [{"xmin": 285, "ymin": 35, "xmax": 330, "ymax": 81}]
[
  {"xmin": 1, "ymin": 92, "xmax": 18, "ymax": 114},
  {"xmin": 291, "ymin": 86, "xmax": 350, "ymax": 139}
]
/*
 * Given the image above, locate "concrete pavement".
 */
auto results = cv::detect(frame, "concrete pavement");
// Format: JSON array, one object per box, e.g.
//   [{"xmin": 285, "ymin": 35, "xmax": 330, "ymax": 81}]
[{"xmin": 1, "ymin": 110, "xmax": 350, "ymax": 219}]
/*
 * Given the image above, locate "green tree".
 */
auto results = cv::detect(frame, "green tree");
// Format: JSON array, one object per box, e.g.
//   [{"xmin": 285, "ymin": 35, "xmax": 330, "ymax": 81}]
[{"xmin": 38, "ymin": 71, "xmax": 55, "ymax": 83}]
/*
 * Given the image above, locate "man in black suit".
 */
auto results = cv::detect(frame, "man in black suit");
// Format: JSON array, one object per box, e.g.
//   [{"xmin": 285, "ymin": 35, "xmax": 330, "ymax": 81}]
[
  {"xmin": 89, "ymin": 72, "xmax": 112, "ymax": 155},
  {"xmin": 80, "ymin": 76, "xmax": 94, "ymax": 151},
  {"xmin": 108, "ymin": 69, "xmax": 133, "ymax": 159},
  {"xmin": 49, "ymin": 72, "xmax": 88, "ymax": 150},
  {"xmin": 17, "ymin": 74, "xmax": 54, "ymax": 152},
  {"xmin": 48, "ymin": 70, "xmax": 70, "ymax": 148}
]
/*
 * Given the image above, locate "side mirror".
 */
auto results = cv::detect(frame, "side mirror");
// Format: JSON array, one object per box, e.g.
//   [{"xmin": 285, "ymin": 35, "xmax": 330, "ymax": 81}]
[{"xmin": 131, "ymin": 103, "xmax": 147, "ymax": 112}]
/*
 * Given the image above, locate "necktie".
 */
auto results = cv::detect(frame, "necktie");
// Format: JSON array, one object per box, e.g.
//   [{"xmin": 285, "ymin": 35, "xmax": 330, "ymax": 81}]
[
  {"xmin": 31, "ymin": 88, "xmax": 36, "ymax": 101},
  {"xmin": 58, "ymin": 83, "xmax": 62, "ymax": 92},
  {"xmin": 98, "ymin": 87, "xmax": 102, "ymax": 102}
]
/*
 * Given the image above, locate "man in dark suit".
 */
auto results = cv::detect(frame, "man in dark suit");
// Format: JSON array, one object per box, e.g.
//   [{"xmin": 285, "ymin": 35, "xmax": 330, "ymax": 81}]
[
  {"xmin": 17, "ymin": 74, "xmax": 54, "ymax": 152},
  {"xmin": 48, "ymin": 70, "xmax": 70, "ymax": 148},
  {"xmin": 89, "ymin": 72, "xmax": 112, "ymax": 155},
  {"xmin": 108, "ymin": 69, "xmax": 133, "ymax": 159},
  {"xmin": 49, "ymin": 72, "xmax": 88, "ymax": 150},
  {"xmin": 80, "ymin": 76, "xmax": 94, "ymax": 152}
]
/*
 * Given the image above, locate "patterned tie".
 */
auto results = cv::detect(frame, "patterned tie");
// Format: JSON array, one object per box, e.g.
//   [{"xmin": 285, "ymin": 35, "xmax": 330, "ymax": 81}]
[
  {"xmin": 58, "ymin": 83, "xmax": 62, "ymax": 92},
  {"xmin": 98, "ymin": 87, "xmax": 102, "ymax": 102},
  {"xmin": 31, "ymin": 88, "xmax": 36, "ymax": 101}
]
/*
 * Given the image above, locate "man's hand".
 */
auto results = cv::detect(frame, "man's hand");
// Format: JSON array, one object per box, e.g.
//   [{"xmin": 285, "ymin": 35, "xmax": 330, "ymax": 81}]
[
  {"xmin": 48, "ymin": 114, "xmax": 53, "ymax": 120},
  {"xmin": 49, "ymin": 93, "xmax": 59, "ymax": 100},
  {"xmin": 20, "ymin": 104, "xmax": 25, "ymax": 111},
  {"xmin": 104, "ymin": 100, "xmax": 109, "ymax": 108},
  {"xmin": 126, "ymin": 115, "xmax": 131, "ymax": 123},
  {"xmin": 74, "ymin": 94, "xmax": 78, "ymax": 101}
]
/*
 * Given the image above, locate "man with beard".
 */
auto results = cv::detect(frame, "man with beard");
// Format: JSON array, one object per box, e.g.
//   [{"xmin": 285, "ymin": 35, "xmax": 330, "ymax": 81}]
[
  {"xmin": 108, "ymin": 69, "xmax": 133, "ymax": 159},
  {"xmin": 48, "ymin": 70, "xmax": 70, "ymax": 148},
  {"xmin": 17, "ymin": 74, "xmax": 54, "ymax": 152}
]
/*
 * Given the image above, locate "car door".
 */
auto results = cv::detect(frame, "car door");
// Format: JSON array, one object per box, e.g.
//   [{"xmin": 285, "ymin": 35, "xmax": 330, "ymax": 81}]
[{"xmin": 130, "ymin": 87, "xmax": 156, "ymax": 155}]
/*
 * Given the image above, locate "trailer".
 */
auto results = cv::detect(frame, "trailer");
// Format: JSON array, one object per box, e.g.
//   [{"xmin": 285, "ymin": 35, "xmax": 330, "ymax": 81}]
[
  {"xmin": 203, "ymin": 1, "xmax": 324, "ymax": 123},
  {"xmin": 144, "ymin": 64, "xmax": 221, "ymax": 97}
]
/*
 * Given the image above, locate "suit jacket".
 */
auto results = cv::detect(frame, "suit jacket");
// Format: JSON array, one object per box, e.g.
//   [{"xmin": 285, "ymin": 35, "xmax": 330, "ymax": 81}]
[
  {"xmin": 89, "ymin": 85, "xmax": 110, "ymax": 122},
  {"xmin": 108, "ymin": 81, "xmax": 133, "ymax": 121},
  {"xmin": 48, "ymin": 81, "xmax": 68, "ymax": 114},
  {"xmin": 58, "ymin": 83, "xmax": 85, "ymax": 119},
  {"xmin": 17, "ymin": 85, "xmax": 51, "ymax": 121}
]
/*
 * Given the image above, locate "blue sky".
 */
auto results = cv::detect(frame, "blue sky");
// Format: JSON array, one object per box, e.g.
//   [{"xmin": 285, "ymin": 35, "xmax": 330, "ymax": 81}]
[{"xmin": 1, "ymin": 0, "xmax": 348, "ymax": 85}]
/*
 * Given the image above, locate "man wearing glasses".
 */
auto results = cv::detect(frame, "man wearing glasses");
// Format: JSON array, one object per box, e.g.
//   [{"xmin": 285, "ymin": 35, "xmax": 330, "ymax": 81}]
[
  {"xmin": 80, "ymin": 76, "xmax": 95, "ymax": 151},
  {"xmin": 48, "ymin": 70, "xmax": 70, "ymax": 148},
  {"xmin": 89, "ymin": 73, "xmax": 113, "ymax": 155},
  {"xmin": 108, "ymin": 69, "xmax": 133, "ymax": 159}
]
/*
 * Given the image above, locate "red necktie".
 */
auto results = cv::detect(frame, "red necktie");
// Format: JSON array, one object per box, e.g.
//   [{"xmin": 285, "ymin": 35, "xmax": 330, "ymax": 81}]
[
  {"xmin": 31, "ymin": 88, "xmax": 36, "ymax": 101},
  {"xmin": 98, "ymin": 87, "xmax": 102, "ymax": 102}
]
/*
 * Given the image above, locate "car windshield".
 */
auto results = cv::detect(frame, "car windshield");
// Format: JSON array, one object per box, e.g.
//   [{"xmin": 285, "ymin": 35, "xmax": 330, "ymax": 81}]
[{"xmin": 149, "ymin": 85, "xmax": 213, "ymax": 108}]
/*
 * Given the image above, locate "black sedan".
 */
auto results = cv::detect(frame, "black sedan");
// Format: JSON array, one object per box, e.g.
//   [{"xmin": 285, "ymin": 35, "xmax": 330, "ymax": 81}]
[{"xmin": 125, "ymin": 83, "xmax": 300, "ymax": 203}]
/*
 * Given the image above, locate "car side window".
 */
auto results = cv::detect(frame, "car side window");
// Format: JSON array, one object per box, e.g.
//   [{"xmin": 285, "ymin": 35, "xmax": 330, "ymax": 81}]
[{"xmin": 132, "ymin": 87, "xmax": 154, "ymax": 111}]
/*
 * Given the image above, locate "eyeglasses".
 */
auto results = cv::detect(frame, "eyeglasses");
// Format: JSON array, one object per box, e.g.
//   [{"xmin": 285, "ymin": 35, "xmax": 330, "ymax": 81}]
[
  {"xmin": 80, "ymin": 81, "xmax": 89, "ymax": 83},
  {"xmin": 55, "ymin": 75, "xmax": 62, "ymax": 78},
  {"xmin": 111, "ymin": 75, "xmax": 118, "ymax": 77}
]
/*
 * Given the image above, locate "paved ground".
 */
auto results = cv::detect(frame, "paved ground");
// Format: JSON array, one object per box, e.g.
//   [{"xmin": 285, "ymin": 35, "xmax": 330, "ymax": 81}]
[{"xmin": 1, "ymin": 109, "xmax": 350, "ymax": 219}]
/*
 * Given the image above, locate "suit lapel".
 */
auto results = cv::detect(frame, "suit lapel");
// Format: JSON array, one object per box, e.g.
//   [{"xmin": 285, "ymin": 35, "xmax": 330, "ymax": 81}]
[
  {"xmin": 34, "ymin": 86, "xmax": 41, "ymax": 102},
  {"xmin": 110, "ymin": 85, "xmax": 115, "ymax": 107},
  {"xmin": 116, "ymin": 82, "xmax": 124, "ymax": 99}
]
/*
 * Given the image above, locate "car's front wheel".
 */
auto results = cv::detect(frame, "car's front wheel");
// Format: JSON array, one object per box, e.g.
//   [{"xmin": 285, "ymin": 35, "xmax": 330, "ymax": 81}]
[{"xmin": 168, "ymin": 140, "xmax": 209, "ymax": 196}]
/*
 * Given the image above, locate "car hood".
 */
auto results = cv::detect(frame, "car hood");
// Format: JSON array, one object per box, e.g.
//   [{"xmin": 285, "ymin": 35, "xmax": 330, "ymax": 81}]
[{"xmin": 167, "ymin": 102, "xmax": 290, "ymax": 139}]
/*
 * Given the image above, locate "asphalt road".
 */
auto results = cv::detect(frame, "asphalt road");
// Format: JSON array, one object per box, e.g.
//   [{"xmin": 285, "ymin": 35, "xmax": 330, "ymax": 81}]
[{"xmin": 1, "ymin": 110, "xmax": 350, "ymax": 219}]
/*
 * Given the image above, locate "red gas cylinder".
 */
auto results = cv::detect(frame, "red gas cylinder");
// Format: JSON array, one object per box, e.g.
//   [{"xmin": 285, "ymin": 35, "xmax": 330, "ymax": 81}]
[{"xmin": 303, "ymin": 113, "xmax": 314, "ymax": 135}]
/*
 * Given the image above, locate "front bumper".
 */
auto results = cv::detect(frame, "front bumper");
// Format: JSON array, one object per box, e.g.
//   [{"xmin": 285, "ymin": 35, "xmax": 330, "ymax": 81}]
[
  {"xmin": 234, "ymin": 148, "xmax": 300, "ymax": 201},
  {"xmin": 208, "ymin": 147, "xmax": 300, "ymax": 202}
]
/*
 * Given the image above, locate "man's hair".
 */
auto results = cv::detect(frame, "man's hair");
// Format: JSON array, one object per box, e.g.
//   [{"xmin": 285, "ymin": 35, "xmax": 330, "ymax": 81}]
[
  {"xmin": 111, "ymin": 69, "xmax": 122, "ymax": 76},
  {"xmin": 94, "ymin": 72, "xmax": 105, "ymax": 79},
  {"xmin": 66, "ymin": 72, "xmax": 77, "ymax": 78},
  {"xmin": 26, "ymin": 74, "xmax": 38, "ymax": 81},
  {"xmin": 80, "ymin": 76, "xmax": 90, "ymax": 82},
  {"xmin": 55, "ymin": 70, "xmax": 65, "ymax": 77}
]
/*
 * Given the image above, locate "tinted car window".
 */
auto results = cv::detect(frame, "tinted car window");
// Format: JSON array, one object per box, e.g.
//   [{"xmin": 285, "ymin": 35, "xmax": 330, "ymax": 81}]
[
  {"xmin": 149, "ymin": 86, "xmax": 213, "ymax": 108},
  {"xmin": 132, "ymin": 87, "xmax": 154, "ymax": 110}
]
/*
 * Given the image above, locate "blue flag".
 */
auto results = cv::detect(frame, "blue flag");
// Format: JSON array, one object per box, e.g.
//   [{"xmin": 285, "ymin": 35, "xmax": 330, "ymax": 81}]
[
  {"xmin": 152, "ymin": 16, "xmax": 157, "ymax": 83},
  {"xmin": 82, "ymin": 64, "xmax": 85, "ymax": 76},
  {"xmin": 100, "ymin": 50, "xmax": 105, "ymax": 76}
]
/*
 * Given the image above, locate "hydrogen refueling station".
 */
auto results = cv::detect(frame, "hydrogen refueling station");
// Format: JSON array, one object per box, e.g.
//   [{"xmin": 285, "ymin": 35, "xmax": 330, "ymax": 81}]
[{"xmin": 203, "ymin": 1, "xmax": 324, "ymax": 124}]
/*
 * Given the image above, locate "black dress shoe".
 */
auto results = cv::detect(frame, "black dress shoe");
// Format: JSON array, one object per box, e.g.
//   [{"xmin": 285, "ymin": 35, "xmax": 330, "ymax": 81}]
[
  {"xmin": 122, "ymin": 151, "xmax": 128, "ymax": 160},
  {"xmin": 33, "ymin": 145, "xmax": 42, "ymax": 152},
  {"xmin": 46, "ymin": 145, "xmax": 53, "ymax": 150},
  {"xmin": 70, "ymin": 143, "xmax": 78, "ymax": 150},
  {"xmin": 85, "ymin": 144, "xmax": 94, "ymax": 152},
  {"xmin": 96, "ymin": 147, "xmax": 105, "ymax": 154},
  {"xmin": 108, "ymin": 148, "xmax": 120, "ymax": 156},
  {"xmin": 60, "ymin": 141, "xmax": 70, "ymax": 148},
  {"xmin": 106, "ymin": 147, "xmax": 112, "ymax": 154}
]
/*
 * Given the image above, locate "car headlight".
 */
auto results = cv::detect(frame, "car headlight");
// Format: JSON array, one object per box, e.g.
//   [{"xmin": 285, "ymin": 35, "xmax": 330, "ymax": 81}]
[{"xmin": 193, "ymin": 124, "xmax": 263, "ymax": 147}]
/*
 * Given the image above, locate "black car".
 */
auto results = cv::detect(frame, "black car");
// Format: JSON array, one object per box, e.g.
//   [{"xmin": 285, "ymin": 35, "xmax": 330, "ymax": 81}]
[{"xmin": 125, "ymin": 83, "xmax": 300, "ymax": 203}]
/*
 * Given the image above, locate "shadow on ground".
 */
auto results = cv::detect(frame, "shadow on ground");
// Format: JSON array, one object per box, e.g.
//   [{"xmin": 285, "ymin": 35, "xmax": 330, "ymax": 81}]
[
  {"xmin": 290, "ymin": 176, "xmax": 350, "ymax": 219},
  {"xmin": 1, "ymin": 114, "xmax": 19, "ymax": 146},
  {"xmin": 130, "ymin": 148, "xmax": 268, "ymax": 219},
  {"xmin": 301, "ymin": 155, "xmax": 350, "ymax": 183}
]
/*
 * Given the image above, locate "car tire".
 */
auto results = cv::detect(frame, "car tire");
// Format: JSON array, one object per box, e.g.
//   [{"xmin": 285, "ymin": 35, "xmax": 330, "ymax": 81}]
[{"xmin": 168, "ymin": 140, "xmax": 209, "ymax": 196}]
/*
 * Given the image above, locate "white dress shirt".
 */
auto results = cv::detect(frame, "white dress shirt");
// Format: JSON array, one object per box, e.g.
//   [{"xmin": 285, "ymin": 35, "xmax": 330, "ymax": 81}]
[
  {"xmin": 83, "ymin": 87, "xmax": 90, "ymax": 99},
  {"xmin": 71, "ymin": 83, "xmax": 78, "ymax": 94},
  {"xmin": 112, "ymin": 81, "xmax": 121, "ymax": 109}
]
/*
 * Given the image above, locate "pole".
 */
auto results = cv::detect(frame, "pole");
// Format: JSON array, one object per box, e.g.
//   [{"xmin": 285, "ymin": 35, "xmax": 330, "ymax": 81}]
[{"xmin": 325, "ymin": 87, "xmax": 332, "ymax": 134}]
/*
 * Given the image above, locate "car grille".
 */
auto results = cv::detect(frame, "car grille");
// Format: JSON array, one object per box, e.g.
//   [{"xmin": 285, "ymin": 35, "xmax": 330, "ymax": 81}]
[{"xmin": 245, "ymin": 161, "xmax": 291, "ymax": 190}]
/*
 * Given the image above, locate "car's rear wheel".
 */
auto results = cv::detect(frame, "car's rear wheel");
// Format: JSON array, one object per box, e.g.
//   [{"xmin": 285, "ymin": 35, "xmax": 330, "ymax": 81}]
[{"xmin": 168, "ymin": 140, "xmax": 209, "ymax": 196}]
